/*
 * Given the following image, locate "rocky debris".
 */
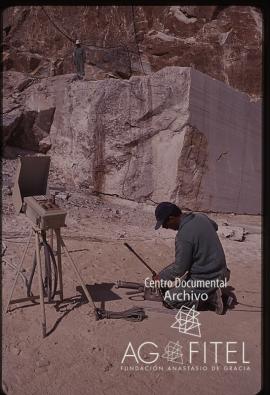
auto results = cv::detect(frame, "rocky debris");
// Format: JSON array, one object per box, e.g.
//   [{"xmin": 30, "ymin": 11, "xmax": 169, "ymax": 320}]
[
  {"xmin": 56, "ymin": 192, "xmax": 70, "ymax": 201},
  {"xmin": 38, "ymin": 135, "xmax": 52, "ymax": 153},
  {"xmin": 36, "ymin": 359, "xmax": 50, "ymax": 368},
  {"xmin": 10, "ymin": 345, "xmax": 21, "ymax": 355},
  {"xmin": 103, "ymin": 361, "xmax": 113, "ymax": 372},
  {"xmin": 2, "ymin": 6, "xmax": 262, "ymax": 97},
  {"xmin": 49, "ymin": 57, "xmax": 64, "ymax": 76},
  {"xmin": 2, "ymin": 186, "xmax": 12, "ymax": 196},
  {"xmin": 17, "ymin": 77, "xmax": 35, "ymax": 92},
  {"xmin": 218, "ymin": 225, "xmax": 248, "ymax": 241}
]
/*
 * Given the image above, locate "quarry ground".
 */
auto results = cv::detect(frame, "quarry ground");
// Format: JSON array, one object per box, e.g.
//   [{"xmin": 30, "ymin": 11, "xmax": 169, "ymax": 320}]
[{"xmin": 1, "ymin": 159, "xmax": 261, "ymax": 395}]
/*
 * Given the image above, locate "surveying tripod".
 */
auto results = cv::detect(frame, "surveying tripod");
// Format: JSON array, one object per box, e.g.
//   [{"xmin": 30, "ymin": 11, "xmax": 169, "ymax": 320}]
[{"xmin": 5, "ymin": 225, "xmax": 97, "ymax": 338}]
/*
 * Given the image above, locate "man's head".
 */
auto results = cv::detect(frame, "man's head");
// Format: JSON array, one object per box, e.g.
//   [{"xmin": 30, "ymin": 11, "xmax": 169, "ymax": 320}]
[
  {"xmin": 154, "ymin": 202, "xmax": 182, "ymax": 231},
  {"xmin": 75, "ymin": 39, "xmax": 80, "ymax": 46}
]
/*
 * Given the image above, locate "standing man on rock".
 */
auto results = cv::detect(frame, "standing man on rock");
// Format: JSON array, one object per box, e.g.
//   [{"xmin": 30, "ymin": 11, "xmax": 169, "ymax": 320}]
[
  {"xmin": 154, "ymin": 202, "xmax": 230, "ymax": 314},
  {"xmin": 73, "ymin": 39, "xmax": 86, "ymax": 79}
]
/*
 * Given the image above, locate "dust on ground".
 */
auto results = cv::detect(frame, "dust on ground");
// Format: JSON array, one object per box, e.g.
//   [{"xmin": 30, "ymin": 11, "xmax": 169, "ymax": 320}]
[{"xmin": 2, "ymin": 158, "xmax": 261, "ymax": 395}]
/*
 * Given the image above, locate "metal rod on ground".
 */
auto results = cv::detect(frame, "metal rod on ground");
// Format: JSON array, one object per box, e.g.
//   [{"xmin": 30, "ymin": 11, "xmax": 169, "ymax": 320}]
[
  {"xmin": 35, "ymin": 229, "xmax": 47, "ymax": 338},
  {"xmin": 5, "ymin": 228, "xmax": 33, "ymax": 313},
  {"xmin": 124, "ymin": 242, "xmax": 157, "ymax": 277},
  {"xmin": 59, "ymin": 235, "xmax": 98, "ymax": 319}
]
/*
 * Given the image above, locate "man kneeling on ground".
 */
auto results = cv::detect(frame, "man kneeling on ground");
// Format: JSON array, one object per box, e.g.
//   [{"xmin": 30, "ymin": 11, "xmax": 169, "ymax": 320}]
[{"xmin": 154, "ymin": 202, "xmax": 230, "ymax": 314}]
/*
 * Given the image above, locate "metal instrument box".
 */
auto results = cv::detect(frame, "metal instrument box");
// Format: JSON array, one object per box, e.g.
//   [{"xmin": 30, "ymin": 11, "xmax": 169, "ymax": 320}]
[{"xmin": 12, "ymin": 156, "xmax": 67, "ymax": 230}]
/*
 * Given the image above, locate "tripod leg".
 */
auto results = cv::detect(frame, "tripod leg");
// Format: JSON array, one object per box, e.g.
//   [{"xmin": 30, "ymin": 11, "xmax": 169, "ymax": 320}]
[
  {"xmin": 55, "ymin": 229, "xmax": 64, "ymax": 301},
  {"xmin": 59, "ymin": 236, "xmax": 97, "ymax": 318},
  {"xmin": 50, "ymin": 228, "xmax": 54, "ymax": 253},
  {"xmin": 5, "ymin": 228, "xmax": 33, "ymax": 313},
  {"xmin": 35, "ymin": 230, "xmax": 47, "ymax": 338}
]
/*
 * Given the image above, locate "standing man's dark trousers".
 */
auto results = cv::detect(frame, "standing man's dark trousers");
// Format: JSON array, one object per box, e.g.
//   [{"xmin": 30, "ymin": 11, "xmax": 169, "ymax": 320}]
[
  {"xmin": 73, "ymin": 44, "xmax": 86, "ymax": 80},
  {"xmin": 75, "ymin": 61, "xmax": 85, "ymax": 79}
]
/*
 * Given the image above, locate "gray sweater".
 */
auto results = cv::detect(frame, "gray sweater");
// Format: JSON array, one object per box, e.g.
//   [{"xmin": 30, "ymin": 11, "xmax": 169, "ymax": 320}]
[{"xmin": 159, "ymin": 212, "xmax": 228, "ymax": 281}]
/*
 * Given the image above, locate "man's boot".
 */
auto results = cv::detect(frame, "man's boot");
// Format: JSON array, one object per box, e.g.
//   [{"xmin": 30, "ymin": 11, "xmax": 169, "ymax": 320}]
[{"xmin": 208, "ymin": 288, "xmax": 224, "ymax": 315}]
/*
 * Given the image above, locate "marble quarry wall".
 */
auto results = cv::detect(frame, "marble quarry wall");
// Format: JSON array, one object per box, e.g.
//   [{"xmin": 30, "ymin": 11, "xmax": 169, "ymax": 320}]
[{"xmin": 3, "ymin": 66, "xmax": 261, "ymax": 214}]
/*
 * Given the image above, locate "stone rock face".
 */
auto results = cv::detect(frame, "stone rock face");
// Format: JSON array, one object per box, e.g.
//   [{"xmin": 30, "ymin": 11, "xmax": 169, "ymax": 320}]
[
  {"xmin": 188, "ymin": 69, "xmax": 261, "ymax": 214},
  {"xmin": 4, "ymin": 67, "xmax": 261, "ymax": 214},
  {"xmin": 9, "ymin": 107, "xmax": 55, "ymax": 153},
  {"xmin": 3, "ymin": 109, "xmax": 23, "ymax": 144},
  {"xmin": 2, "ymin": 5, "xmax": 262, "ymax": 97},
  {"xmin": 3, "ymin": 71, "xmax": 55, "ymax": 153}
]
